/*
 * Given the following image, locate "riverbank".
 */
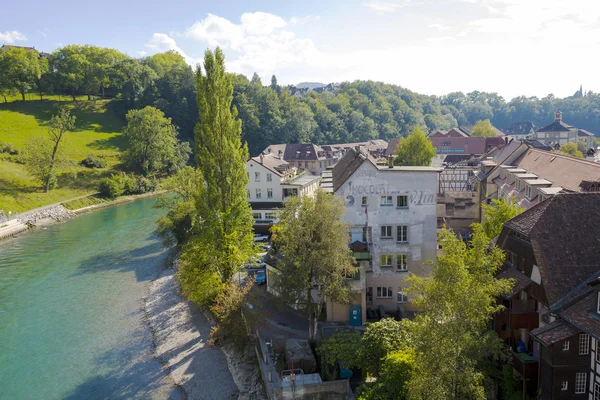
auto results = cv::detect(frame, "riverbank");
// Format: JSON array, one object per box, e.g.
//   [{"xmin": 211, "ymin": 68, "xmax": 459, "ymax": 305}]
[{"xmin": 0, "ymin": 191, "xmax": 165, "ymax": 241}]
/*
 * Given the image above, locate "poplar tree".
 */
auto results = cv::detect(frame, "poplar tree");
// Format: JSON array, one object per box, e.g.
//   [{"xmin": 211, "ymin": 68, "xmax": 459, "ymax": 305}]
[
  {"xmin": 393, "ymin": 127, "xmax": 436, "ymax": 166},
  {"xmin": 182, "ymin": 47, "xmax": 253, "ymax": 288}
]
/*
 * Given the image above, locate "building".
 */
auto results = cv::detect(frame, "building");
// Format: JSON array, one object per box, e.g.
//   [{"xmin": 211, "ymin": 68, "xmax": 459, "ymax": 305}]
[
  {"xmin": 479, "ymin": 143, "xmax": 600, "ymax": 211},
  {"xmin": 0, "ymin": 44, "xmax": 49, "ymax": 59},
  {"xmin": 493, "ymin": 193, "xmax": 600, "ymax": 398},
  {"xmin": 504, "ymin": 121, "xmax": 536, "ymax": 141},
  {"xmin": 322, "ymin": 148, "xmax": 439, "ymax": 322},
  {"xmin": 262, "ymin": 140, "xmax": 388, "ymax": 176},
  {"xmin": 437, "ymin": 166, "xmax": 481, "ymax": 241},
  {"xmin": 535, "ymin": 112, "xmax": 595, "ymax": 150},
  {"xmin": 246, "ymin": 153, "xmax": 320, "ymax": 233}
]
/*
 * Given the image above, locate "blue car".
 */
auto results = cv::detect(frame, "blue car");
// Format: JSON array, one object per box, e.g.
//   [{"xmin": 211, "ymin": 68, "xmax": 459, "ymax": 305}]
[{"xmin": 255, "ymin": 270, "xmax": 266, "ymax": 285}]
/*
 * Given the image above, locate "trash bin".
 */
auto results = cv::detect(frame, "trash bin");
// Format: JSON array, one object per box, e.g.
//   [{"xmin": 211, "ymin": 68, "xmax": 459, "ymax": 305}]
[{"xmin": 349, "ymin": 305, "xmax": 362, "ymax": 326}]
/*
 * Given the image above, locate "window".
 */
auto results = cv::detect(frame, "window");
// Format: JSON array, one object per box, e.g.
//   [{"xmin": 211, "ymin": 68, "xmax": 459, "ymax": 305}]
[
  {"xmin": 256, "ymin": 189, "xmax": 262, "ymax": 199},
  {"xmin": 397, "ymin": 254, "xmax": 408, "ymax": 271},
  {"xmin": 442, "ymin": 141, "xmax": 450, "ymax": 146},
  {"xmin": 267, "ymin": 188, "xmax": 273, "ymax": 199},
  {"xmin": 397, "ymin": 195, "xmax": 408, "ymax": 208},
  {"xmin": 361, "ymin": 196, "xmax": 368, "ymax": 206},
  {"xmin": 298, "ymin": 162, "xmax": 303, "ymax": 168},
  {"xmin": 525, "ymin": 185, "xmax": 532, "ymax": 200},
  {"xmin": 562, "ymin": 341, "xmax": 569, "ymax": 351},
  {"xmin": 252, "ymin": 212, "xmax": 262, "ymax": 219},
  {"xmin": 397, "ymin": 288, "xmax": 408, "ymax": 303},
  {"xmin": 319, "ymin": 162, "xmax": 322, "ymax": 168},
  {"xmin": 376, "ymin": 287, "xmax": 393, "ymax": 298},
  {"xmin": 366, "ymin": 287, "xmax": 373, "ymax": 303},
  {"xmin": 397, "ymin": 226, "xmax": 408, "ymax": 242},
  {"xmin": 255, "ymin": 172, "xmax": 260, "ymax": 182},
  {"xmin": 381, "ymin": 255, "xmax": 393, "ymax": 268},
  {"xmin": 265, "ymin": 212, "xmax": 277, "ymax": 219},
  {"xmin": 594, "ymin": 382, "xmax": 600, "ymax": 400},
  {"xmin": 266, "ymin": 173, "xmax": 272, "ymax": 182},
  {"xmin": 247, "ymin": 189, "xmax": 251, "ymax": 199},
  {"xmin": 575, "ymin": 372, "xmax": 586, "ymax": 394},
  {"xmin": 579, "ymin": 334, "xmax": 590, "ymax": 355},
  {"xmin": 381, "ymin": 226, "xmax": 392, "ymax": 239},
  {"xmin": 561, "ymin": 381, "xmax": 568, "ymax": 391},
  {"xmin": 596, "ymin": 347, "xmax": 600, "ymax": 364},
  {"xmin": 381, "ymin": 196, "xmax": 393, "ymax": 206}
]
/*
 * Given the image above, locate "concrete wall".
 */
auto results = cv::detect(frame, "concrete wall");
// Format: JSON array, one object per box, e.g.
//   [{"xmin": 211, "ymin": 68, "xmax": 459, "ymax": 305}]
[{"xmin": 334, "ymin": 162, "xmax": 438, "ymax": 313}]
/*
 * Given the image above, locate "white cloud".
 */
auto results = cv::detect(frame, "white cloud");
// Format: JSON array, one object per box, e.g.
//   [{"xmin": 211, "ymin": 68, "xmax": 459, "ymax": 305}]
[
  {"xmin": 137, "ymin": 50, "xmax": 147, "ymax": 57},
  {"xmin": 289, "ymin": 15, "xmax": 320, "ymax": 26},
  {"xmin": 186, "ymin": 13, "xmax": 245, "ymax": 50},
  {"xmin": 428, "ymin": 23, "xmax": 449, "ymax": 31},
  {"xmin": 144, "ymin": 33, "xmax": 202, "ymax": 66},
  {"xmin": 0, "ymin": 31, "xmax": 27, "ymax": 44},
  {"xmin": 240, "ymin": 12, "xmax": 287, "ymax": 35},
  {"xmin": 363, "ymin": 0, "xmax": 414, "ymax": 12}
]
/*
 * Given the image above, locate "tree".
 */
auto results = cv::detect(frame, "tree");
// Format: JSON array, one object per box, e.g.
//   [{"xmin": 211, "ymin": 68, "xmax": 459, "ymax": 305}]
[
  {"xmin": 24, "ymin": 108, "xmax": 76, "ymax": 192},
  {"xmin": 273, "ymin": 189, "xmax": 357, "ymax": 340},
  {"xmin": 0, "ymin": 51, "xmax": 17, "ymax": 102},
  {"xmin": 183, "ymin": 47, "xmax": 254, "ymax": 287},
  {"xmin": 357, "ymin": 349, "xmax": 414, "ymax": 400},
  {"xmin": 393, "ymin": 126, "xmax": 436, "ymax": 166},
  {"xmin": 470, "ymin": 119, "xmax": 498, "ymax": 137},
  {"xmin": 1, "ymin": 46, "xmax": 43, "ymax": 101},
  {"xmin": 482, "ymin": 198, "xmax": 523, "ymax": 240},
  {"xmin": 122, "ymin": 106, "xmax": 189, "ymax": 175},
  {"xmin": 560, "ymin": 142, "xmax": 584, "ymax": 158},
  {"xmin": 360, "ymin": 318, "xmax": 405, "ymax": 377},
  {"xmin": 403, "ymin": 225, "xmax": 513, "ymax": 399}
]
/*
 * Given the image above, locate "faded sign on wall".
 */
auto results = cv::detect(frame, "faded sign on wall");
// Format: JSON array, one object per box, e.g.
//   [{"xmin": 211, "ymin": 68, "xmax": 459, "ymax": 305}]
[{"xmin": 340, "ymin": 180, "xmax": 436, "ymax": 206}]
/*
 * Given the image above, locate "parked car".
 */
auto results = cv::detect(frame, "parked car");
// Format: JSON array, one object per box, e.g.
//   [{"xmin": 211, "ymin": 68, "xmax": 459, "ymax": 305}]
[
  {"xmin": 253, "ymin": 234, "xmax": 269, "ymax": 242},
  {"xmin": 260, "ymin": 244, "xmax": 272, "ymax": 252},
  {"xmin": 255, "ymin": 270, "xmax": 266, "ymax": 285}
]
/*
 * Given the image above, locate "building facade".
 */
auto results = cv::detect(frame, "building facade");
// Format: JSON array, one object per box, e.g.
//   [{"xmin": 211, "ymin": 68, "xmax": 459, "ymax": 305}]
[
  {"xmin": 323, "ymin": 149, "xmax": 439, "ymax": 320},
  {"xmin": 535, "ymin": 111, "xmax": 595, "ymax": 150}
]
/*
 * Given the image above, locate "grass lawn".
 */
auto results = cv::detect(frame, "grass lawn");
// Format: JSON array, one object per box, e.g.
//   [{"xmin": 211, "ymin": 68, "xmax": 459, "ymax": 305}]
[{"xmin": 0, "ymin": 97, "xmax": 127, "ymax": 213}]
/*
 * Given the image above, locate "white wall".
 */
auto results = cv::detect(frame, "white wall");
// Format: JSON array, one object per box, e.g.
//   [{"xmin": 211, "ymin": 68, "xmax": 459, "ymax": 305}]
[
  {"xmin": 246, "ymin": 160, "xmax": 283, "ymax": 203},
  {"xmin": 334, "ymin": 161, "xmax": 438, "ymax": 312}
]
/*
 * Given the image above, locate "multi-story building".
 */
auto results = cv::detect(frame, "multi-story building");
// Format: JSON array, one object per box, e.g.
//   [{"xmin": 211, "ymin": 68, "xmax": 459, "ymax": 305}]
[
  {"xmin": 503, "ymin": 121, "xmax": 536, "ymax": 141},
  {"xmin": 493, "ymin": 193, "xmax": 600, "ymax": 399},
  {"xmin": 321, "ymin": 148, "xmax": 439, "ymax": 322},
  {"xmin": 535, "ymin": 111, "xmax": 595, "ymax": 150},
  {"xmin": 246, "ymin": 153, "xmax": 320, "ymax": 233}
]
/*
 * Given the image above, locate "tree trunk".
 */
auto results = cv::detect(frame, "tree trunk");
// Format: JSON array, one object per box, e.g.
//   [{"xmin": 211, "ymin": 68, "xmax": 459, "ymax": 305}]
[
  {"xmin": 101, "ymin": 86, "xmax": 105, "ymax": 99},
  {"xmin": 39, "ymin": 93, "xmax": 43, "ymax": 100},
  {"xmin": 2, "ymin": 95, "xmax": 6, "ymax": 103},
  {"xmin": 44, "ymin": 176, "xmax": 51, "ymax": 193},
  {"xmin": 21, "ymin": 92, "xmax": 25, "ymax": 101},
  {"xmin": 87, "ymin": 94, "xmax": 91, "ymax": 101},
  {"xmin": 72, "ymin": 94, "xmax": 76, "ymax": 101}
]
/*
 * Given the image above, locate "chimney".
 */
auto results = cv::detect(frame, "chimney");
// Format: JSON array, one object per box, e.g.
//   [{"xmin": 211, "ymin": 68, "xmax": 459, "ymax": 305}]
[
  {"xmin": 388, "ymin": 155, "xmax": 394, "ymax": 168},
  {"xmin": 267, "ymin": 147, "xmax": 271, "ymax": 154},
  {"xmin": 278, "ymin": 149, "xmax": 283, "ymax": 159},
  {"xmin": 260, "ymin": 152, "xmax": 264, "ymax": 164},
  {"xmin": 555, "ymin": 111, "xmax": 562, "ymax": 122}
]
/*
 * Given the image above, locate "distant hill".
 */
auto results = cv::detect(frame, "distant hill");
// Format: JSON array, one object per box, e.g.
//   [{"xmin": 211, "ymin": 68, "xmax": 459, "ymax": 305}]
[{"xmin": 295, "ymin": 82, "xmax": 326, "ymax": 89}]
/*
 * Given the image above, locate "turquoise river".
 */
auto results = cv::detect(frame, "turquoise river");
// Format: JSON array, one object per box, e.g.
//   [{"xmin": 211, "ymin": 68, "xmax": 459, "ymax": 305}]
[{"xmin": 0, "ymin": 198, "xmax": 181, "ymax": 399}]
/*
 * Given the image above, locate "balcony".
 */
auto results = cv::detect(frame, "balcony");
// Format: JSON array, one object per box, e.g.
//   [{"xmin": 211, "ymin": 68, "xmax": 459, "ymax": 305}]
[
  {"xmin": 346, "ymin": 267, "xmax": 366, "ymax": 292},
  {"xmin": 511, "ymin": 350, "xmax": 538, "ymax": 395}
]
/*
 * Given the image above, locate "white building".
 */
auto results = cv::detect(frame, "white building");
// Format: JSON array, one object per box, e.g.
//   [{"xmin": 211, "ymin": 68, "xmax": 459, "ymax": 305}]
[
  {"xmin": 535, "ymin": 111, "xmax": 595, "ymax": 150},
  {"xmin": 246, "ymin": 153, "xmax": 320, "ymax": 233},
  {"xmin": 322, "ymin": 148, "xmax": 439, "ymax": 322}
]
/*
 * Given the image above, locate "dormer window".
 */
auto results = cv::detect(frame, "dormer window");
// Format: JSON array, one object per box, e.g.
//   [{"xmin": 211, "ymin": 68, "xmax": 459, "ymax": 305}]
[{"xmin": 525, "ymin": 185, "xmax": 532, "ymax": 200}]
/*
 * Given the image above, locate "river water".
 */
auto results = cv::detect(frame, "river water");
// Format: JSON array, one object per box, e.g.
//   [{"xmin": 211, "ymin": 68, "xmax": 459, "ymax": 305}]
[{"xmin": 0, "ymin": 198, "xmax": 180, "ymax": 399}]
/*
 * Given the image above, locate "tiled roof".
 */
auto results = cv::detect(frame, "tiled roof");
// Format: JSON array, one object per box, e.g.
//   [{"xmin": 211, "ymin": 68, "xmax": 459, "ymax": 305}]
[
  {"xmin": 504, "ymin": 121, "xmax": 536, "ymax": 136},
  {"xmin": 514, "ymin": 149, "xmax": 600, "ymax": 192},
  {"xmin": 578, "ymin": 129, "xmax": 595, "ymax": 137},
  {"xmin": 331, "ymin": 148, "xmax": 369, "ymax": 192},
  {"xmin": 536, "ymin": 120, "xmax": 574, "ymax": 132},
  {"xmin": 249, "ymin": 153, "xmax": 292, "ymax": 176},
  {"xmin": 560, "ymin": 292, "xmax": 600, "ymax": 340},
  {"xmin": 284, "ymin": 143, "xmax": 325, "ymax": 161},
  {"xmin": 497, "ymin": 267, "xmax": 534, "ymax": 299},
  {"xmin": 502, "ymin": 193, "xmax": 600, "ymax": 306},
  {"xmin": 530, "ymin": 320, "xmax": 580, "ymax": 346}
]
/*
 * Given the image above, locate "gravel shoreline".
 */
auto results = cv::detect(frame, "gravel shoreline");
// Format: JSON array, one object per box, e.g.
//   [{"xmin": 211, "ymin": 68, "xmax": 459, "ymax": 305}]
[{"xmin": 144, "ymin": 267, "xmax": 239, "ymax": 400}]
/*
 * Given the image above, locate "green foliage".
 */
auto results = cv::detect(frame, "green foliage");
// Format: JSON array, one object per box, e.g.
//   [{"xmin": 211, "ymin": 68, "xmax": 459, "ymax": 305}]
[
  {"xmin": 0, "ymin": 46, "xmax": 44, "ymax": 101},
  {"xmin": 209, "ymin": 279, "xmax": 262, "ymax": 351},
  {"xmin": 81, "ymin": 155, "xmax": 107, "ymax": 168},
  {"xmin": 98, "ymin": 177, "xmax": 123, "ymax": 198},
  {"xmin": 317, "ymin": 332, "xmax": 363, "ymax": 370},
  {"xmin": 560, "ymin": 142, "xmax": 584, "ymax": 159},
  {"xmin": 123, "ymin": 106, "xmax": 189, "ymax": 175},
  {"xmin": 577, "ymin": 140, "xmax": 589, "ymax": 154},
  {"xmin": 0, "ymin": 141, "xmax": 18, "ymax": 155},
  {"xmin": 361, "ymin": 318, "xmax": 405, "ymax": 377},
  {"xmin": 393, "ymin": 126, "xmax": 436, "ymax": 166},
  {"xmin": 403, "ymin": 225, "xmax": 513, "ymax": 399},
  {"xmin": 482, "ymin": 198, "xmax": 523, "ymax": 240},
  {"xmin": 97, "ymin": 171, "xmax": 156, "ymax": 198},
  {"xmin": 357, "ymin": 349, "xmax": 414, "ymax": 400},
  {"xmin": 186, "ymin": 47, "xmax": 254, "ymax": 284},
  {"xmin": 273, "ymin": 189, "xmax": 357, "ymax": 340},
  {"xmin": 471, "ymin": 120, "xmax": 497, "ymax": 137}
]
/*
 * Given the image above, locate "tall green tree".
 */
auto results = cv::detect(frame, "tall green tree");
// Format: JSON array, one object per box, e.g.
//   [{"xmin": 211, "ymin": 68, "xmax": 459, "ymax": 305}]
[
  {"xmin": 470, "ymin": 119, "xmax": 497, "ymax": 137},
  {"xmin": 1, "ymin": 46, "xmax": 43, "ymax": 101},
  {"xmin": 403, "ymin": 225, "xmax": 513, "ymax": 399},
  {"xmin": 23, "ymin": 108, "xmax": 76, "ymax": 192},
  {"xmin": 559, "ymin": 142, "xmax": 584, "ymax": 159},
  {"xmin": 186, "ymin": 47, "xmax": 254, "ymax": 285},
  {"xmin": 393, "ymin": 126, "xmax": 436, "ymax": 166},
  {"xmin": 122, "ymin": 106, "xmax": 189, "ymax": 176},
  {"xmin": 482, "ymin": 198, "xmax": 523, "ymax": 240},
  {"xmin": 273, "ymin": 189, "xmax": 357, "ymax": 340}
]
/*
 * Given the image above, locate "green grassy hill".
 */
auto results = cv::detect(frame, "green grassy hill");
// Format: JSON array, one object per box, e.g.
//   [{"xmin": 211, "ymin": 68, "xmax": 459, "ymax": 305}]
[{"xmin": 0, "ymin": 97, "xmax": 126, "ymax": 213}]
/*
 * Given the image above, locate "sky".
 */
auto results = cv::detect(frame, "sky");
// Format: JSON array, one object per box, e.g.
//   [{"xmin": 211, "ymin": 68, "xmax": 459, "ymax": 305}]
[{"xmin": 1, "ymin": 0, "xmax": 599, "ymax": 100}]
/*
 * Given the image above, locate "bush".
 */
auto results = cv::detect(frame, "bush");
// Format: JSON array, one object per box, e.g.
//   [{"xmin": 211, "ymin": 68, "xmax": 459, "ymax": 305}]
[
  {"xmin": 81, "ymin": 155, "xmax": 107, "ymax": 168},
  {"xmin": 135, "ymin": 176, "xmax": 157, "ymax": 194},
  {"xmin": 98, "ymin": 177, "xmax": 124, "ymax": 198},
  {"xmin": 0, "ymin": 142, "xmax": 18, "ymax": 155}
]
